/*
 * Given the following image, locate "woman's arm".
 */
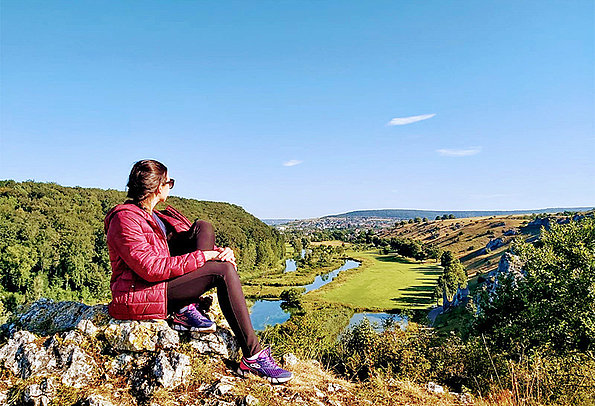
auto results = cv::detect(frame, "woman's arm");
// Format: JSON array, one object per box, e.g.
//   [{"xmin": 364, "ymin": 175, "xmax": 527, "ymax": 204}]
[{"xmin": 107, "ymin": 211, "xmax": 207, "ymax": 282}]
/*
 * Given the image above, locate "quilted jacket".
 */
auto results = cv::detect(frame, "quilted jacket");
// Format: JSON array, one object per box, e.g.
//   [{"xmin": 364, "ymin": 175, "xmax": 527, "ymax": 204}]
[{"xmin": 104, "ymin": 203, "xmax": 206, "ymax": 320}]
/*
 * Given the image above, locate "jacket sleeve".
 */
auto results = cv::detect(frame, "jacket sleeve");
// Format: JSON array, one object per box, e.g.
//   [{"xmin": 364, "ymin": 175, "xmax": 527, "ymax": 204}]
[{"xmin": 107, "ymin": 211, "xmax": 206, "ymax": 283}]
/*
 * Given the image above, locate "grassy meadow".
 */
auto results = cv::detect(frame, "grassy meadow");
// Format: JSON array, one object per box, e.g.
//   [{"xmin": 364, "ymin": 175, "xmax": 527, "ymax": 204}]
[{"xmin": 309, "ymin": 249, "xmax": 442, "ymax": 311}]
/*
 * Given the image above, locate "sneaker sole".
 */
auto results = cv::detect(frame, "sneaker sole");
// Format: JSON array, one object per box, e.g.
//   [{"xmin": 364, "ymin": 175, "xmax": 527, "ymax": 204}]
[
  {"xmin": 172, "ymin": 323, "xmax": 217, "ymax": 333},
  {"xmin": 236, "ymin": 367, "xmax": 293, "ymax": 384}
]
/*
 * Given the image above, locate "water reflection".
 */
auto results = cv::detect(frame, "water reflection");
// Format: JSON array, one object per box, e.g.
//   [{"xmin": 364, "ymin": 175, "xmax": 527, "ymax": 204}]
[
  {"xmin": 302, "ymin": 259, "xmax": 360, "ymax": 293},
  {"xmin": 250, "ymin": 259, "xmax": 361, "ymax": 330},
  {"xmin": 249, "ymin": 299, "xmax": 291, "ymax": 331}
]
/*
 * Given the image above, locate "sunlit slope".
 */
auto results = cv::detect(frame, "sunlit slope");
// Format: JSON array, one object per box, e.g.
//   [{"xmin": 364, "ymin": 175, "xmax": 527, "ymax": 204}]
[{"xmin": 380, "ymin": 215, "xmax": 536, "ymax": 276}]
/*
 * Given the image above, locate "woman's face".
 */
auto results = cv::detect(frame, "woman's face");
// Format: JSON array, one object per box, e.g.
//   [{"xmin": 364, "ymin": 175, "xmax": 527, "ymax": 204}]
[{"xmin": 157, "ymin": 173, "xmax": 172, "ymax": 203}]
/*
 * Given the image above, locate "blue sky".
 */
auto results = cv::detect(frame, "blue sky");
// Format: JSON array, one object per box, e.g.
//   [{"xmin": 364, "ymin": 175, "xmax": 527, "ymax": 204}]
[{"xmin": 1, "ymin": 1, "xmax": 593, "ymax": 218}]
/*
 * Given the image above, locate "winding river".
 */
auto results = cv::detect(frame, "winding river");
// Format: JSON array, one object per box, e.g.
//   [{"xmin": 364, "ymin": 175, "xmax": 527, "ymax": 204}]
[{"xmin": 249, "ymin": 259, "xmax": 360, "ymax": 330}]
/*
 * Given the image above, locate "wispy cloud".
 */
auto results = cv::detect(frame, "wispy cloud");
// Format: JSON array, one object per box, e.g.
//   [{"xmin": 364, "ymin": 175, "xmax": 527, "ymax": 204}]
[
  {"xmin": 437, "ymin": 147, "xmax": 482, "ymax": 157},
  {"xmin": 283, "ymin": 160, "xmax": 303, "ymax": 167},
  {"xmin": 387, "ymin": 113, "xmax": 436, "ymax": 126}
]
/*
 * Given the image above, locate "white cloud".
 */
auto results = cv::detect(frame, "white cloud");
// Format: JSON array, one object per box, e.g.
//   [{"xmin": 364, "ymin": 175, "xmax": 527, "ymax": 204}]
[
  {"xmin": 283, "ymin": 160, "xmax": 303, "ymax": 167},
  {"xmin": 437, "ymin": 147, "xmax": 482, "ymax": 157},
  {"xmin": 387, "ymin": 113, "xmax": 436, "ymax": 126}
]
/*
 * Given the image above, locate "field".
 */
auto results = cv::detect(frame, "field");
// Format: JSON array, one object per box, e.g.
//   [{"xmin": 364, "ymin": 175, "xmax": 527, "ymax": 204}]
[{"xmin": 308, "ymin": 249, "xmax": 442, "ymax": 311}]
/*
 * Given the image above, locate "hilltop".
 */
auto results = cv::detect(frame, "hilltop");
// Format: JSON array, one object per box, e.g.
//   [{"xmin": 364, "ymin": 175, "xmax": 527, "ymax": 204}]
[{"xmin": 325, "ymin": 207, "xmax": 594, "ymax": 220}]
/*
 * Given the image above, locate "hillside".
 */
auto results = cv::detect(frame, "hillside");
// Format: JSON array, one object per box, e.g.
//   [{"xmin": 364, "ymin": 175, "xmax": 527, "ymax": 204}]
[
  {"xmin": 0, "ymin": 180, "xmax": 284, "ymax": 315},
  {"xmin": 379, "ymin": 211, "xmax": 594, "ymax": 277},
  {"xmin": 326, "ymin": 207, "xmax": 593, "ymax": 220}
]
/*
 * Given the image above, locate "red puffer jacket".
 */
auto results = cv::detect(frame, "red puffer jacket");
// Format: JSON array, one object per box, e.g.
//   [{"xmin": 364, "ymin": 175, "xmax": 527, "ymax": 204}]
[{"xmin": 104, "ymin": 203, "xmax": 206, "ymax": 320}]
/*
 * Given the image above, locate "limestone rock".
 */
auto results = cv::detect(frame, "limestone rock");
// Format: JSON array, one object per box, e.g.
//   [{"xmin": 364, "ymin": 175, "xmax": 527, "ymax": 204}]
[
  {"xmin": 77, "ymin": 319, "xmax": 99, "ymax": 336},
  {"xmin": 13, "ymin": 298, "xmax": 109, "ymax": 336},
  {"xmin": 282, "ymin": 353, "xmax": 298, "ymax": 367},
  {"xmin": 153, "ymin": 350, "xmax": 191, "ymax": 389},
  {"xmin": 0, "ymin": 329, "xmax": 97, "ymax": 388},
  {"xmin": 23, "ymin": 377, "xmax": 56, "ymax": 406},
  {"xmin": 109, "ymin": 353, "xmax": 135, "ymax": 375},
  {"xmin": 0, "ymin": 330, "xmax": 51, "ymax": 379},
  {"xmin": 81, "ymin": 394, "xmax": 116, "ymax": 406},
  {"xmin": 189, "ymin": 328, "xmax": 239, "ymax": 360},
  {"xmin": 485, "ymin": 238, "xmax": 505, "ymax": 252},
  {"xmin": 427, "ymin": 381, "xmax": 444, "ymax": 394},
  {"xmin": 0, "ymin": 330, "xmax": 39, "ymax": 377},
  {"xmin": 103, "ymin": 319, "xmax": 179, "ymax": 352},
  {"xmin": 239, "ymin": 394, "xmax": 260, "ymax": 406},
  {"xmin": 61, "ymin": 346, "xmax": 97, "ymax": 388}
]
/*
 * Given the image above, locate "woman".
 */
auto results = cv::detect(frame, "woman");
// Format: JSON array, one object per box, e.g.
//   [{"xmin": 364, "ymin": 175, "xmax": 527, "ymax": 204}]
[{"xmin": 104, "ymin": 159, "xmax": 293, "ymax": 384}]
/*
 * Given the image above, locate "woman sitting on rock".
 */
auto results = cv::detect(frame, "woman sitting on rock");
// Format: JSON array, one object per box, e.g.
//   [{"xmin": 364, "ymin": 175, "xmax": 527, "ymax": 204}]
[{"xmin": 104, "ymin": 159, "xmax": 293, "ymax": 384}]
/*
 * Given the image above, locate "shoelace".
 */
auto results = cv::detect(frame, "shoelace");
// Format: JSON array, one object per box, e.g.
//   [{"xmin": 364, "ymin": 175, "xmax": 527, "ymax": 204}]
[
  {"xmin": 258, "ymin": 353, "xmax": 281, "ymax": 370},
  {"xmin": 186, "ymin": 308, "xmax": 209, "ymax": 324}
]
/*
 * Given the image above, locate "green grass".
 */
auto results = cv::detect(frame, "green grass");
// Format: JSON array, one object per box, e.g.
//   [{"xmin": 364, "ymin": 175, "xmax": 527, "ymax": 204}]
[{"xmin": 309, "ymin": 250, "xmax": 442, "ymax": 311}]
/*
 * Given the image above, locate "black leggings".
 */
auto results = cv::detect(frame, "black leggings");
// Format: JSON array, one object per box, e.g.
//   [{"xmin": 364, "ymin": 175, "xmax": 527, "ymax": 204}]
[{"xmin": 166, "ymin": 221, "xmax": 261, "ymax": 357}]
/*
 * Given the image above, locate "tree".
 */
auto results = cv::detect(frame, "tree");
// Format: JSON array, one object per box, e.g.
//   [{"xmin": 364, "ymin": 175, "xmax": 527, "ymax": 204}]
[
  {"xmin": 475, "ymin": 217, "xmax": 595, "ymax": 354},
  {"xmin": 433, "ymin": 251, "xmax": 467, "ymax": 301}
]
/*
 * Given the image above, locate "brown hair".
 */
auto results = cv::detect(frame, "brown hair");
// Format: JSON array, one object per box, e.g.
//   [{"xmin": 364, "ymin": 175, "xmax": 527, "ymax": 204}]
[{"xmin": 126, "ymin": 159, "xmax": 168, "ymax": 203}]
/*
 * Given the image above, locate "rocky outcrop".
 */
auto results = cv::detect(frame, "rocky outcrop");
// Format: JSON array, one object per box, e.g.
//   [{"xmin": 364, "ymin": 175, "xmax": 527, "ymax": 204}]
[
  {"xmin": 7, "ymin": 298, "xmax": 109, "ymax": 337},
  {"xmin": 0, "ymin": 295, "xmax": 242, "ymax": 405},
  {"xmin": 477, "ymin": 252, "xmax": 526, "ymax": 308},
  {"xmin": 527, "ymin": 217, "xmax": 551, "ymax": 230},
  {"xmin": 481, "ymin": 238, "xmax": 505, "ymax": 254}
]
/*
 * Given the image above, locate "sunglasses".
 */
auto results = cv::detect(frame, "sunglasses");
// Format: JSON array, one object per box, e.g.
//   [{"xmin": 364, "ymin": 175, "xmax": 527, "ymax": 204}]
[{"xmin": 163, "ymin": 179, "xmax": 175, "ymax": 189}]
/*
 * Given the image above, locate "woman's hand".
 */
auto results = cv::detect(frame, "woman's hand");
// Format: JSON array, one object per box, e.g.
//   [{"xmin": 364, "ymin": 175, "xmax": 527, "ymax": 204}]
[
  {"xmin": 204, "ymin": 247, "xmax": 237, "ymax": 270},
  {"xmin": 216, "ymin": 247, "xmax": 237, "ymax": 270}
]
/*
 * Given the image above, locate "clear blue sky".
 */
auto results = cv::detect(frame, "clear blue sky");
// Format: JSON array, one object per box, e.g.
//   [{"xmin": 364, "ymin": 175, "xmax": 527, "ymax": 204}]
[{"xmin": 1, "ymin": 1, "xmax": 593, "ymax": 219}]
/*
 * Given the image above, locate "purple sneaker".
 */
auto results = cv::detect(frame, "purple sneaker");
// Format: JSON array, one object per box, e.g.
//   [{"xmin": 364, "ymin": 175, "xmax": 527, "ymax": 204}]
[
  {"xmin": 171, "ymin": 303, "xmax": 216, "ymax": 333},
  {"xmin": 237, "ymin": 347, "xmax": 293, "ymax": 384}
]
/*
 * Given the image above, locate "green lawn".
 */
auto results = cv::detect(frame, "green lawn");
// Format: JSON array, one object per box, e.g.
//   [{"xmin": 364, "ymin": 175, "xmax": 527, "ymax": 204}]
[{"xmin": 309, "ymin": 250, "xmax": 442, "ymax": 311}]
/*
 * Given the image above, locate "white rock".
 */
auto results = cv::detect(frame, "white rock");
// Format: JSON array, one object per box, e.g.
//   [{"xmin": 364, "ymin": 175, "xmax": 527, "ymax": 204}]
[
  {"xmin": 103, "ymin": 319, "xmax": 178, "ymax": 352},
  {"xmin": 61, "ymin": 346, "xmax": 97, "ymax": 388},
  {"xmin": 0, "ymin": 330, "xmax": 39, "ymax": 377},
  {"xmin": 23, "ymin": 377, "xmax": 55, "ymax": 406},
  {"xmin": 189, "ymin": 328, "xmax": 239, "ymax": 360},
  {"xmin": 427, "ymin": 381, "xmax": 444, "ymax": 394},
  {"xmin": 327, "ymin": 383, "xmax": 343, "ymax": 392},
  {"xmin": 109, "ymin": 353, "xmax": 134, "ymax": 375},
  {"xmin": 242, "ymin": 394, "xmax": 260, "ymax": 406},
  {"xmin": 153, "ymin": 350, "xmax": 191, "ymax": 389},
  {"xmin": 213, "ymin": 382, "xmax": 234, "ymax": 396},
  {"xmin": 84, "ymin": 394, "xmax": 115, "ymax": 406},
  {"xmin": 16, "ymin": 298, "xmax": 108, "ymax": 336},
  {"xmin": 77, "ymin": 319, "xmax": 99, "ymax": 336},
  {"xmin": 282, "ymin": 353, "xmax": 298, "ymax": 367}
]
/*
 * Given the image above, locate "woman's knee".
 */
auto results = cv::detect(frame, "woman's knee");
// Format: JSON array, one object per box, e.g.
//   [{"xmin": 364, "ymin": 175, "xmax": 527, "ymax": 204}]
[
  {"xmin": 218, "ymin": 261, "xmax": 237, "ymax": 278},
  {"xmin": 195, "ymin": 220, "xmax": 214, "ymax": 234}
]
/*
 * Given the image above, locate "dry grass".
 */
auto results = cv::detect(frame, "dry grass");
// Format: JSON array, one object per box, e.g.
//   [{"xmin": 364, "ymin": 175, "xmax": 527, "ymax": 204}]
[{"xmin": 381, "ymin": 215, "xmax": 539, "ymax": 276}]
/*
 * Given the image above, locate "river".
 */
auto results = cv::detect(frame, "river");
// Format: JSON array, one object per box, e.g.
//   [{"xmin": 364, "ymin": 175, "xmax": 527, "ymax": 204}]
[{"xmin": 249, "ymin": 259, "xmax": 362, "ymax": 330}]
